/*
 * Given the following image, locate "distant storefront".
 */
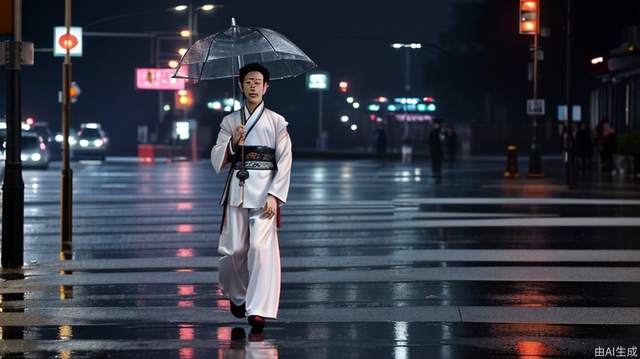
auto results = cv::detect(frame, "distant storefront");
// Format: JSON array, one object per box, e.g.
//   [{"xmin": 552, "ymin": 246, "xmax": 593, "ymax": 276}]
[{"xmin": 591, "ymin": 26, "xmax": 640, "ymax": 132}]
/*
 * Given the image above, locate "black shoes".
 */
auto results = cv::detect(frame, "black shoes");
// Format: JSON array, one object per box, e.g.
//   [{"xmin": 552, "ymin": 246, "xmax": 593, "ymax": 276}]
[
  {"xmin": 248, "ymin": 315, "xmax": 265, "ymax": 333},
  {"xmin": 230, "ymin": 301, "xmax": 246, "ymax": 318}
]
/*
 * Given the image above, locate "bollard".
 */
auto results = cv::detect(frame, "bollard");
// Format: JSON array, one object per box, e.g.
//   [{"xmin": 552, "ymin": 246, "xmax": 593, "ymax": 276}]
[{"xmin": 504, "ymin": 145, "xmax": 518, "ymax": 178}]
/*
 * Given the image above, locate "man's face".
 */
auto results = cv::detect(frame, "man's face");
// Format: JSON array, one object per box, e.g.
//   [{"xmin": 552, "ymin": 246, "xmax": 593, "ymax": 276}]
[{"xmin": 240, "ymin": 71, "xmax": 269, "ymax": 105}]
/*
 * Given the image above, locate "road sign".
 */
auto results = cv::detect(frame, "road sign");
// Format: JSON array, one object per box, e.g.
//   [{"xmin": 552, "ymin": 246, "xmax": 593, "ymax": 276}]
[
  {"xmin": 54, "ymin": 26, "xmax": 83, "ymax": 57},
  {"xmin": 526, "ymin": 99, "xmax": 545, "ymax": 115},
  {"xmin": 306, "ymin": 71, "xmax": 329, "ymax": 91}
]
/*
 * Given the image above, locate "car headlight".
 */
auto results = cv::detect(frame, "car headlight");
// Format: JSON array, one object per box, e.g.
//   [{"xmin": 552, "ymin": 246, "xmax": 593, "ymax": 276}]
[
  {"xmin": 69, "ymin": 137, "xmax": 77, "ymax": 146},
  {"xmin": 55, "ymin": 134, "xmax": 63, "ymax": 142},
  {"xmin": 31, "ymin": 153, "xmax": 41, "ymax": 161},
  {"xmin": 21, "ymin": 154, "xmax": 28, "ymax": 161},
  {"xmin": 94, "ymin": 139, "xmax": 103, "ymax": 147},
  {"xmin": 79, "ymin": 139, "xmax": 89, "ymax": 147}
]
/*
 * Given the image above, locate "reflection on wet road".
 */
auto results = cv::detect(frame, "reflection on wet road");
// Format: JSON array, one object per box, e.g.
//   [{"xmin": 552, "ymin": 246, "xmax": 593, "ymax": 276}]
[{"xmin": 1, "ymin": 157, "xmax": 640, "ymax": 358}]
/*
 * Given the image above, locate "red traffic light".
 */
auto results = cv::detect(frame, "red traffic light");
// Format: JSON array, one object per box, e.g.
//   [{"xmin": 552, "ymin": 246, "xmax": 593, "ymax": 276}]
[
  {"xmin": 339, "ymin": 81, "xmax": 348, "ymax": 93},
  {"xmin": 58, "ymin": 33, "xmax": 79, "ymax": 51},
  {"xmin": 25, "ymin": 117, "xmax": 35, "ymax": 126},
  {"xmin": 519, "ymin": 0, "xmax": 539, "ymax": 35}
]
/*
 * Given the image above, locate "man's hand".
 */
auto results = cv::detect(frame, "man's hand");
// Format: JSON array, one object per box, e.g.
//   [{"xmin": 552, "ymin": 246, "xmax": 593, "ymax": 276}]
[
  {"xmin": 232, "ymin": 125, "xmax": 245, "ymax": 146},
  {"xmin": 262, "ymin": 195, "xmax": 278, "ymax": 219}
]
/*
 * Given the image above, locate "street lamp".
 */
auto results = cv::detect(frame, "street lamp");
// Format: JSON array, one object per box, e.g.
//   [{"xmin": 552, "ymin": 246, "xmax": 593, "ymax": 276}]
[
  {"xmin": 391, "ymin": 42, "xmax": 422, "ymax": 136},
  {"xmin": 180, "ymin": 30, "xmax": 191, "ymax": 38},
  {"xmin": 174, "ymin": 3, "xmax": 221, "ymax": 41}
]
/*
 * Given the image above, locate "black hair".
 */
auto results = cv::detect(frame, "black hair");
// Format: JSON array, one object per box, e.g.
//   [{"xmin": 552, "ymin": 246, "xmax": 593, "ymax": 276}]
[{"xmin": 238, "ymin": 63, "xmax": 270, "ymax": 84}]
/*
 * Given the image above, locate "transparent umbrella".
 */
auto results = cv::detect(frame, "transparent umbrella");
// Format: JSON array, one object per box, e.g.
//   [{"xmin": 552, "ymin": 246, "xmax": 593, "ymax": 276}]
[
  {"xmin": 172, "ymin": 17, "xmax": 316, "ymax": 82},
  {"xmin": 173, "ymin": 18, "xmax": 316, "ymax": 185}
]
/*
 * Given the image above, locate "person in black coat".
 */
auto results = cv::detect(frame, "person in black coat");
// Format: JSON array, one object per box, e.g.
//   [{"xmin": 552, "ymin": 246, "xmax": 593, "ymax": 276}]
[
  {"xmin": 575, "ymin": 122, "xmax": 593, "ymax": 175},
  {"xmin": 444, "ymin": 127, "xmax": 458, "ymax": 166},
  {"xmin": 429, "ymin": 121, "xmax": 444, "ymax": 177},
  {"xmin": 601, "ymin": 121, "xmax": 617, "ymax": 173}
]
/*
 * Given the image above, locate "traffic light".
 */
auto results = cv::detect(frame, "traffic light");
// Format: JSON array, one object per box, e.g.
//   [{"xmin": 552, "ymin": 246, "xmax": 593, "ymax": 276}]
[
  {"xmin": 519, "ymin": 0, "xmax": 539, "ymax": 35},
  {"xmin": 69, "ymin": 82, "xmax": 81, "ymax": 103},
  {"xmin": 25, "ymin": 117, "xmax": 35, "ymax": 126},
  {"xmin": 175, "ymin": 89, "xmax": 193, "ymax": 108},
  {"xmin": 339, "ymin": 81, "xmax": 348, "ymax": 93}
]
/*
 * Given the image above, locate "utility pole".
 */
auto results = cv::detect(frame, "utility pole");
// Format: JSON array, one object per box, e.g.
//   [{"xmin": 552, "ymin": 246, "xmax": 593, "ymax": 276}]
[
  {"xmin": 565, "ymin": 0, "xmax": 577, "ymax": 189},
  {"xmin": 391, "ymin": 43, "xmax": 422, "ymax": 137},
  {"xmin": 519, "ymin": 0, "xmax": 544, "ymax": 177},
  {"xmin": 1, "ymin": 0, "xmax": 33, "ymax": 269},
  {"xmin": 60, "ymin": 0, "xmax": 75, "ymax": 251}
]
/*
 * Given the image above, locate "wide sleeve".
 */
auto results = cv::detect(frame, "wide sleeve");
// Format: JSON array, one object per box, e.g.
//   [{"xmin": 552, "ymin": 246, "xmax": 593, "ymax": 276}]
[
  {"xmin": 267, "ymin": 117, "xmax": 292, "ymax": 206},
  {"xmin": 210, "ymin": 117, "xmax": 235, "ymax": 173}
]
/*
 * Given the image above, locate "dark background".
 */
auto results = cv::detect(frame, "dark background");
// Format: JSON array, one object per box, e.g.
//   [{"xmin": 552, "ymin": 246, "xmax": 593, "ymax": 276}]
[{"xmin": 1, "ymin": 0, "xmax": 639, "ymax": 155}]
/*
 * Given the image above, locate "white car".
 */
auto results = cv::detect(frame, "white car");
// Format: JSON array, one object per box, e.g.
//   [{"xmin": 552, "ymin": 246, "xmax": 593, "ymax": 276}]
[
  {"xmin": 21, "ymin": 131, "xmax": 50, "ymax": 169},
  {"xmin": 72, "ymin": 123, "xmax": 108, "ymax": 161}
]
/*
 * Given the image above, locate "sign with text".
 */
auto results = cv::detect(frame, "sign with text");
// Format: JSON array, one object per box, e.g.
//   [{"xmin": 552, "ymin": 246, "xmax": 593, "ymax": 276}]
[
  {"xmin": 54, "ymin": 26, "xmax": 83, "ymax": 57},
  {"xmin": 526, "ymin": 99, "xmax": 545, "ymax": 115},
  {"xmin": 136, "ymin": 68, "xmax": 187, "ymax": 90},
  {"xmin": 306, "ymin": 71, "xmax": 329, "ymax": 91}
]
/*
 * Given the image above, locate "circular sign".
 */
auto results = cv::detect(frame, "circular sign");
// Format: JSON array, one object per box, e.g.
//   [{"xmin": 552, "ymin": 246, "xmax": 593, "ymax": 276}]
[{"xmin": 58, "ymin": 33, "xmax": 79, "ymax": 51}]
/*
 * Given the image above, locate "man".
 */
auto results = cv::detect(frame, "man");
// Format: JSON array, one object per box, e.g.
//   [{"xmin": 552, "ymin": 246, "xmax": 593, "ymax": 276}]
[
  {"xmin": 210, "ymin": 63, "xmax": 292, "ymax": 333},
  {"xmin": 444, "ymin": 127, "xmax": 457, "ymax": 166},
  {"xmin": 429, "ymin": 120, "xmax": 444, "ymax": 177}
]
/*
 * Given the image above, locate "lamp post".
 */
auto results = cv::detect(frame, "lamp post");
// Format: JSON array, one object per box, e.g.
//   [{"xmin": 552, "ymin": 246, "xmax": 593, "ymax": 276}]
[
  {"xmin": 306, "ymin": 71, "xmax": 330, "ymax": 150},
  {"xmin": 1, "ymin": 0, "xmax": 34, "ymax": 269},
  {"xmin": 391, "ymin": 42, "xmax": 421, "ymax": 137},
  {"xmin": 59, "ymin": 0, "xmax": 76, "ymax": 254},
  {"xmin": 172, "ymin": 3, "xmax": 220, "ymax": 125}
]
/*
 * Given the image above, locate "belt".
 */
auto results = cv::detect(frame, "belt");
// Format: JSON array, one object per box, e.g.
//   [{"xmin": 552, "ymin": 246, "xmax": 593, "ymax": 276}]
[{"xmin": 231, "ymin": 146, "xmax": 277, "ymax": 171}]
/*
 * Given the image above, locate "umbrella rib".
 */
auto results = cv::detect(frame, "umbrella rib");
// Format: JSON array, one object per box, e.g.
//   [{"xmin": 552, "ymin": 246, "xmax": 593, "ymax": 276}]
[
  {"xmin": 253, "ymin": 28, "xmax": 295, "ymax": 79},
  {"xmin": 198, "ymin": 32, "xmax": 220, "ymax": 81}
]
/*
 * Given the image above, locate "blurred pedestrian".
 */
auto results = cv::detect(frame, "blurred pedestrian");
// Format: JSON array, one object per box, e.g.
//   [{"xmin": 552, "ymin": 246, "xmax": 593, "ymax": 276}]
[
  {"xmin": 601, "ymin": 121, "xmax": 617, "ymax": 174},
  {"xmin": 444, "ymin": 127, "xmax": 458, "ymax": 166},
  {"xmin": 429, "ymin": 121, "xmax": 444, "ymax": 177},
  {"xmin": 575, "ymin": 122, "xmax": 593, "ymax": 175},
  {"xmin": 401, "ymin": 135, "xmax": 413, "ymax": 164},
  {"xmin": 374, "ymin": 126, "xmax": 387, "ymax": 157}
]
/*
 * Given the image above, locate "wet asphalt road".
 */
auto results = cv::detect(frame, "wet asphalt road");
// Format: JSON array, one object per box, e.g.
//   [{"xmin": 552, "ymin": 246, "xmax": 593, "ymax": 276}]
[{"xmin": 1, "ymin": 156, "xmax": 640, "ymax": 358}]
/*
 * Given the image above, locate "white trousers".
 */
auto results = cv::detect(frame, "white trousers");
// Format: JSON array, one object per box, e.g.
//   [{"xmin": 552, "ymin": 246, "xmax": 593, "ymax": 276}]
[{"xmin": 218, "ymin": 205, "xmax": 281, "ymax": 319}]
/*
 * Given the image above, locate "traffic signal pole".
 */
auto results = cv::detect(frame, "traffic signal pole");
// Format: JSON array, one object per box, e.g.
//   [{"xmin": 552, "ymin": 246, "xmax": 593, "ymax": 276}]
[
  {"xmin": 564, "ymin": 0, "xmax": 577, "ymax": 189},
  {"xmin": 1, "ymin": 0, "xmax": 25, "ymax": 269},
  {"xmin": 61, "ymin": 0, "xmax": 74, "ymax": 249},
  {"xmin": 527, "ymin": 1, "xmax": 543, "ymax": 177}
]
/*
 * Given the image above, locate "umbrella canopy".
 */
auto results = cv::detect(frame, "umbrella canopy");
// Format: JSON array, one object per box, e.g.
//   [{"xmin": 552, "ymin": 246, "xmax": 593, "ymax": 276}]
[{"xmin": 173, "ymin": 18, "xmax": 316, "ymax": 82}]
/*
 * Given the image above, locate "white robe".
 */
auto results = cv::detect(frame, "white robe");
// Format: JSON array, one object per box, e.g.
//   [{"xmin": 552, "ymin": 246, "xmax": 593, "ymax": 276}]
[
  {"xmin": 210, "ymin": 102, "xmax": 292, "ymax": 209},
  {"xmin": 210, "ymin": 102, "xmax": 292, "ymax": 319}
]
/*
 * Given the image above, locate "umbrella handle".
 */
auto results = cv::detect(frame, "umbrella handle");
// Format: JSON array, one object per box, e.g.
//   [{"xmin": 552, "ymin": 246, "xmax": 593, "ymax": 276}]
[{"xmin": 236, "ymin": 95, "xmax": 249, "ymax": 185}]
